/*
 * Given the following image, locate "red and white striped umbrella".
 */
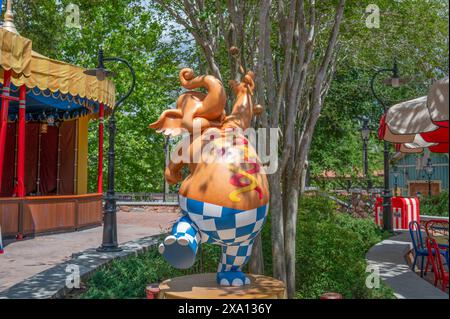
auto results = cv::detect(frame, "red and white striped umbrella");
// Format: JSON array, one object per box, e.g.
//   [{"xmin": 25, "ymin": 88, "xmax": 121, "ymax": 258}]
[{"xmin": 378, "ymin": 77, "xmax": 449, "ymax": 153}]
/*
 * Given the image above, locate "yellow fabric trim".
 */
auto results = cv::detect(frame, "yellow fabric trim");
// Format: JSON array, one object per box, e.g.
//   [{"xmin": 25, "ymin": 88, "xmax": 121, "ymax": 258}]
[
  {"xmin": 0, "ymin": 29, "xmax": 32, "ymax": 76},
  {"xmin": 0, "ymin": 29, "xmax": 115, "ymax": 108},
  {"xmin": 77, "ymin": 117, "xmax": 89, "ymax": 194}
]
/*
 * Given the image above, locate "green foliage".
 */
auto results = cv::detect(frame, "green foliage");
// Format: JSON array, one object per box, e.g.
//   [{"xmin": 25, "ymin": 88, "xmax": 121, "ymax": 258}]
[
  {"xmin": 80, "ymin": 243, "xmax": 221, "ymax": 299},
  {"xmin": 12, "ymin": 0, "xmax": 185, "ymax": 193},
  {"xmin": 420, "ymin": 190, "xmax": 449, "ymax": 217},
  {"xmin": 79, "ymin": 196, "xmax": 394, "ymax": 299},
  {"xmin": 310, "ymin": 0, "xmax": 448, "ymax": 186},
  {"xmin": 294, "ymin": 196, "xmax": 394, "ymax": 299}
]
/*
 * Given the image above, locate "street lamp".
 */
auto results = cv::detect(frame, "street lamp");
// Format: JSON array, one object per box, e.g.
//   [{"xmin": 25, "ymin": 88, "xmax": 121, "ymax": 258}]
[
  {"xmin": 360, "ymin": 117, "xmax": 372, "ymax": 191},
  {"xmin": 423, "ymin": 158, "xmax": 434, "ymax": 196},
  {"xmin": 84, "ymin": 47, "xmax": 136, "ymax": 252},
  {"xmin": 370, "ymin": 59, "xmax": 406, "ymax": 231},
  {"xmin": 393, "ymin": 166, "xmax": 400, "ymax": 197}
]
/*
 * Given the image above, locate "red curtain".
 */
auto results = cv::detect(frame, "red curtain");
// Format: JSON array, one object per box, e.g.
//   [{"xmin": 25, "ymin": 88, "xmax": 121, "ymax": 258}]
[
  {"xmin": 58, "ymin": 121, "xmax": 76, "ymax": 195},
  {"xmin": 39, "ymin": 126, "xmax": 58, "ymax": 195},
  {"xmin": 2, "ymin": 121, "xmax": 77, "ymax": 197},
  {"xmin": 25, "ymin": 123, "xmax": 39, "ymax": 195},
  {"xmin": 0, "ymin": 123, "xmax": 16, "ymax": 197}
]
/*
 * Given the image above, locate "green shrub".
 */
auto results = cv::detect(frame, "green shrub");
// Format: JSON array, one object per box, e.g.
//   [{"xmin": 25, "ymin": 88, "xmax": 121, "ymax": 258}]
[
  {"xmin": 419, "ymin": 190, "xmax": 449, "ymax": 217},
  {"xmin": 291, "ymin": 196, "xmax": 392, "ymax": 298},
  {"xmin": 80, "ymin": 244, "xmax": 221, "ymax": 299},
  {"xmin": 294, "ymin": 196, "xmax": 393, "ymax": 299}
]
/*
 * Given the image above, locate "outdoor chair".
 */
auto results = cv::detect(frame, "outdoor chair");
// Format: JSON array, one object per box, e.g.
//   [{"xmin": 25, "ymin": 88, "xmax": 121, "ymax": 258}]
[
  {"xmin": 426, "ymin": 238, "xmax": 449, "ymax": 292},
  {"xmin": 409, "ymin": 221, "xmax": 431, "ymax": 277},
  {"xmin": 425, "ymin": 219, "xmax": 449, "ymax": 265}
]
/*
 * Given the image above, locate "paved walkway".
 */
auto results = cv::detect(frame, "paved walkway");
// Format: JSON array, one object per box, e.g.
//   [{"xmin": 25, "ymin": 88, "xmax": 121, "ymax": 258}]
[
  {"xmin": 366, "ymin": 231, "xmax": 448, "ymax": 299},
  {"xmin": 0, "ymin": 210, "xmax": 178, "ymax": 293}
]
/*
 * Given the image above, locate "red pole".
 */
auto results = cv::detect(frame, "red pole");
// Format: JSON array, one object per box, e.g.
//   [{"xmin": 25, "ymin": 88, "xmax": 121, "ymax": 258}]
[
  {"xmin": 97, "ymin": 103, "xmax": 104, "ymax": 194},
  {"xmin": 0, "ymin": 70, "xmax": 12, "ymax": 193},
  {"xmin": 17, "ymin": 85, "xmax": 26, "ymax": 197}
]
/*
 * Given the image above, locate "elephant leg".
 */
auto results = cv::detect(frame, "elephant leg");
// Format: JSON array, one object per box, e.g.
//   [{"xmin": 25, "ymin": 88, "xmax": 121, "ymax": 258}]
[
  {"xmin": 216, "ymin": 240, "xmax": 254, "ymax": 287},
  {"xmin": 158, "ymin": 215, "xmax": 201, "ymax": 269}
]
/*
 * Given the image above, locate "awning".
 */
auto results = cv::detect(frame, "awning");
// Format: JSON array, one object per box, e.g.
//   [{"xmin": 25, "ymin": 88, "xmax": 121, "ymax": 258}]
[
  {"xmin": 0, "ymin": 28, "xmax": 115, "ymax": 110},
  {"xmin": 427, "ymin": 77, "xmax": 449, "ymax": 126},
  {"xmin": 0, "ymin": 27, "xmax": 32, "ymax": 76},
  {"xmin": 379, "ymin": 77, "xmax": 449, "ymax": 154}
]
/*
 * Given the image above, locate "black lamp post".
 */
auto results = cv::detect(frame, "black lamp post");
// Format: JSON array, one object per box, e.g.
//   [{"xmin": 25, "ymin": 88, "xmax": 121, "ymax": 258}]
[
  {"xmin": 360, "ymin": 117, "xmax": 372, "ymax": 190},
  {"xmin": 84, "ymin": 47, "xmax": 136, "ymax": 252},
  {"xmin": 423, "ymin": 158, "xmax": 434, "ymax": 196},
  {"xmin": 393, "ymin": 167, "xmax": 399, "ymax": 197},
  {"xmin": 370, "ymin": 59, "xmax": 406, "ymax": 231}
]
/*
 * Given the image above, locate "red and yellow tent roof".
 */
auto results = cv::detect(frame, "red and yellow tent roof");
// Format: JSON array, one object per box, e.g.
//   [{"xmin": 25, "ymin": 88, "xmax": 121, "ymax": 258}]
[{"xmin": 0, "ymin": 14, "xmax": 115, "ymax": 117}]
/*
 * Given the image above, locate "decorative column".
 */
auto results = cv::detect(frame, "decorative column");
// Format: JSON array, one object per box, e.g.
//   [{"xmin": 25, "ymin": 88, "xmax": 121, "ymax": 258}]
[
  {"xmin": 0, "ymin": 70, "xmax": 12, "ymax": 193},
  {"xmin": 56, "ymin": 125, "xmax": 62, "ymax": 195},
  {"xmin": 36, "ymin": 124, "xmax": 42, "ymax": 195},
  {"xmin": 16, "ymin": 85, "xmax": 26, "ymax": 197},
  {"xmin": 97, "ymin": 103, "xmax": 104, "ymax": 194}
]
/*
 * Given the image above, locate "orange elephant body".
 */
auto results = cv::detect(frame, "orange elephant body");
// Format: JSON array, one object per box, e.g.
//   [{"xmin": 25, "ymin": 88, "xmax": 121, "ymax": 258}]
[{"xmin": 150, "ymin": 68, "xmax": 269, "ymax": 287}]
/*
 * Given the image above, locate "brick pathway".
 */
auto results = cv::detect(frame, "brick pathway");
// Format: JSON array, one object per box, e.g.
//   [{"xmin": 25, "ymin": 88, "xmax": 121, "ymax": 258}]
[{"xmin": 0, "ymin": 210, "xmax": 179, "ymax": 293}]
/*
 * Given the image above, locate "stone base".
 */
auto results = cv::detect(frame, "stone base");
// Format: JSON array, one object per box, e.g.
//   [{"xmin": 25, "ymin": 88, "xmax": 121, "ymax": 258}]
[{"xmin": 158, "ymin": 273, "xmax": 286, "ymax": 299}]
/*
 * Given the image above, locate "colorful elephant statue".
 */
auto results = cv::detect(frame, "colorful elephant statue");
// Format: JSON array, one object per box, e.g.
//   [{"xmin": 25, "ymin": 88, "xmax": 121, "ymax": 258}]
[{"xmin": 149, "ymin": 68, "xmax": 269, "ymax": 287}]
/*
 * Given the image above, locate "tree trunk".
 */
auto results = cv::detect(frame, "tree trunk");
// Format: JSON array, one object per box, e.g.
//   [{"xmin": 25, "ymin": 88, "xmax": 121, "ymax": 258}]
[
  {"xmin": 248, "ymin": 234, "xmax": 264, "ymax": 274},
  {"xmin": 283, "ymin": 172, "xmax": 300, "ymax": 298},
  {"xmin": 268, "ymin": 172, "xmax": 286, "ymax": 283}
]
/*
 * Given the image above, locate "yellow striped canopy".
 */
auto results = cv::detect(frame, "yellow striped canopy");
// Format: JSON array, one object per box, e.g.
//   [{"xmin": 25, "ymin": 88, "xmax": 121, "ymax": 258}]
[{"xmin": 0, "ymin": 28, "xmax": 115, "ymax": 108}]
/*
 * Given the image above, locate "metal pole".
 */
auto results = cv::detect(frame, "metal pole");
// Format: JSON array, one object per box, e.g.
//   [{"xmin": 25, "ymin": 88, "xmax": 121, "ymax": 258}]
[
  {"xmin": 394, "ymin": 176, "xmax": 398, "ymax": 197},
  {"xmin": 98, "ymin": 113, "xmax": 121, "ymax": 252},
  {"xmin": 95, "ymin": 48, "xmax": 136, "ymax": 253},
  {"xmin": 363, "ymin": 137, "xmax": 371, "ymax": 191},
  {"xmin": 370, "ymin": 68, "xmax": 395, "ymax": 231}
]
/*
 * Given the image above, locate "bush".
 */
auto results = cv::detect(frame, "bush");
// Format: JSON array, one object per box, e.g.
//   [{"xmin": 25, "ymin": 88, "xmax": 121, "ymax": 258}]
[
  {"xmin": 294, "ymin": 196, "xmax": 393, "ymax": 298},
  {"xmin": 80, "ymin": 244, "xmax": 221, "ymax": 299},
  {"xmin": 260, "ymin": 196, "xmax": 393, "ymax": 299},
  {"xmin": 419, "ymin": 190, "xmax": 449, "ymax": 217}
]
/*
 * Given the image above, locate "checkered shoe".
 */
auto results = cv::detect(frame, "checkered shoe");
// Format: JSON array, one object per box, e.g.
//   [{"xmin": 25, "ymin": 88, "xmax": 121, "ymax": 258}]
[{"xmin": 158, "ymin": 215, "xmax": 202, "ymax": 269}]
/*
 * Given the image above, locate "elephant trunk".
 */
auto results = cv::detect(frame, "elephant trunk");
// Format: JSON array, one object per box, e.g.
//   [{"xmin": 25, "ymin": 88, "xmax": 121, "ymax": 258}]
[{"xmin": 179, "ymin": 68, "xmax": 227, "ymax": 122}]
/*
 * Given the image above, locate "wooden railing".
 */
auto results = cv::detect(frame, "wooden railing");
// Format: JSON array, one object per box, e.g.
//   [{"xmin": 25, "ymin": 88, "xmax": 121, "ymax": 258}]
[{"xmin": 0, "ymin": 194, "xmax": 102, "ymax": 238}]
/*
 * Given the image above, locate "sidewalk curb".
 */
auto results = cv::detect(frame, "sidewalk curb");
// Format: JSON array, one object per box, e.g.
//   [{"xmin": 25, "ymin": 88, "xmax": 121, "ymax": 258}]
[
  {"xmin": 366, "ymin": 231, "xmax": 448, "ymax": 299},
  {"xmin": 0, "ymin": 234, "xmax": 163, "ymax": 299}
]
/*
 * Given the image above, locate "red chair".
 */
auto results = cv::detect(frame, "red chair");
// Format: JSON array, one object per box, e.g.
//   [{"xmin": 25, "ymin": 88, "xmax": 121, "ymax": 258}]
[{"xmin": 426, "ymin": 238, "xmax": 449, "ymax": 292}]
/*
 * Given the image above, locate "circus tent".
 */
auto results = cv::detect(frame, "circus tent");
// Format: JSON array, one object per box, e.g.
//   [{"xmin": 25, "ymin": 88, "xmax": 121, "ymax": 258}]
[{"xmin": 0, "ymin": 1, "xmax": 114, "ymax": 240}]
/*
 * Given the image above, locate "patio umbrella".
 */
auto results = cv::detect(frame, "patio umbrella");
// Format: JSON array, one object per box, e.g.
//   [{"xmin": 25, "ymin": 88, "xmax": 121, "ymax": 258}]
[{"xmin": 378, "ymin": 77, "xmax": 449, "ymax": 153}]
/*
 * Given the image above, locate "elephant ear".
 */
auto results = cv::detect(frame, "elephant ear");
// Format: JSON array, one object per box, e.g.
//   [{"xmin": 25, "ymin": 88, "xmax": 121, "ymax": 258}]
[{"xmin": 149, "ymin": 109, "xmax": 184, "ymax": 136}]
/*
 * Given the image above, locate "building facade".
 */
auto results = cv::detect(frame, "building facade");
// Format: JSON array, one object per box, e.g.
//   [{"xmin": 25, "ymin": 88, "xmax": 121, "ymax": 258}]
[{"xmin": 390, "ymin": 153, "xmax": 449, "ymax": 197}]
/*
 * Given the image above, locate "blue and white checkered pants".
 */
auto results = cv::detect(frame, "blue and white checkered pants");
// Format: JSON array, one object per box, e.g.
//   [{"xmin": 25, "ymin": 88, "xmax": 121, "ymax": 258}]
[{"xmin": 164, "ymin": 195, "xmax": 268, "ymax": 281}]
